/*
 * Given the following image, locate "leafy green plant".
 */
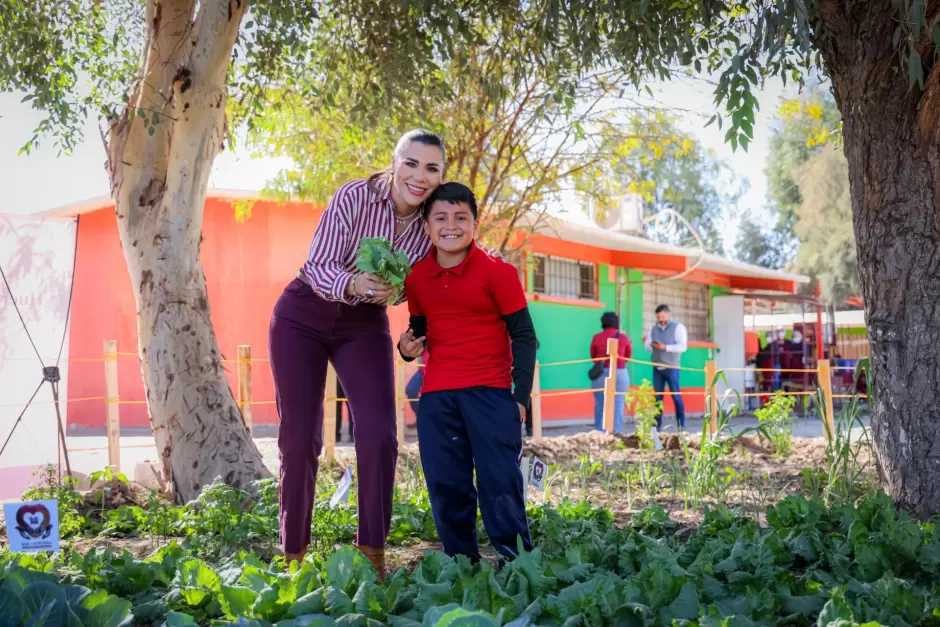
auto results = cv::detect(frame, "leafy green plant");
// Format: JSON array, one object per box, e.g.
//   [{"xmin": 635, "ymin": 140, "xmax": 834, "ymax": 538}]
[
  {"xmin": 87, "ymin": 466, "xmax": 130, "ymax": 489},
  {"xmin": 176, "ymin": 478, "xmax": 275, "ymax": 558},
  {"xmin": 755, "ymin": 392, "xmax": 797, "ymax": 456},
  {"xmin": 86, "ymin": 466, "xmax": 132, "ymax": 523},
  {"xmin": 22, "ymin": 465, "xmax": 87, "ymax": 538},
  {"xmin": 625, "ymin": 380, "xmax": 662, "ymax": 450},
  {"xmin": 4, "ymin": 484, "xmax": 940, "ymax": 627},
  {"xmin": 354, "ymin": 237, "xmax": 413, "ymax": 303}
]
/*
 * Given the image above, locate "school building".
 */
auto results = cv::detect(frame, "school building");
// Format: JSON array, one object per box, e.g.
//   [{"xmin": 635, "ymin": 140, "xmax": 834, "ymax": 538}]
[{"xmin": 40, "ymin": 191, "xmax": 809, "ymax": 430}]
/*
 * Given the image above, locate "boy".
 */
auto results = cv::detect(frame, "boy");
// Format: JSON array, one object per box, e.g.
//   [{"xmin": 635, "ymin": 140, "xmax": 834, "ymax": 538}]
[{"xmin": 398, "ymin": 182, "xmax": 537, "ymax": 563}]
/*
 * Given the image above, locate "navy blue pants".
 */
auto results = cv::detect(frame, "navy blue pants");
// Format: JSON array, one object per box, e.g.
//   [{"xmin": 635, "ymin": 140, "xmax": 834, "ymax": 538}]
[
  {"xmin": 417, "ymin": 387, "xmax": 532, "ymax": 561},
  {"xmin": 653, "ymin": 367, "xmax": 686, "ymax": 429}
]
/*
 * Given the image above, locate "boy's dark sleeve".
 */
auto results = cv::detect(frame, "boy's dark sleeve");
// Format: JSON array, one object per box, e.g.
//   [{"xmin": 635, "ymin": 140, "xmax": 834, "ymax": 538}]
[
  {"xmin": 397, "ymin": 314, "xmax": 428, "ymax": 362},
  {"xmin": 503, "ymin": 306, "xmax": 538, "ymax": 408}
]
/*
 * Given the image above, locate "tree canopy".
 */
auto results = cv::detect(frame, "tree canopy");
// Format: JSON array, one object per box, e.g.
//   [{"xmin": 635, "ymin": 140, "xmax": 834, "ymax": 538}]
[
  {"xmin": 5, "ymin": 1, "xmax": 936, "ymax": 157},
  {"xmin": 598, "ymin": 110, "xmax": 741, "ymax": 254},
  {"xmin": 764, "ymin": 87, "xmax": 842, "ymax": 261},
  {"xmin": 791, "ymin": 143, "xmax": 858, "ymax": 303},
  {"xmin": 735, "ymin": 87, "xmax": 855, "ymax": 302}
]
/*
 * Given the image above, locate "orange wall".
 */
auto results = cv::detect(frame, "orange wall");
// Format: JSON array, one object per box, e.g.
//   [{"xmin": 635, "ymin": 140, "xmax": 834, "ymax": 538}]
[
  {"xmin": 66, "ymin": 199, "xmax": 703, "ymax": 429},
  {"xmin": 68, "ymin": 199, "xmax": 441, "ymax": 429}
]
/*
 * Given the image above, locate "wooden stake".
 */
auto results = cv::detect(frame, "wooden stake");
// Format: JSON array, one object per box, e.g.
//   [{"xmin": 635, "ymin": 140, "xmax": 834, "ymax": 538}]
[
  {"xmin": 705, "ymin": 360, "xmax": 718, "ymax": 434},
  {"xmin": 103, "ymin": 339, "xmax": 121, "ymax": 471},
  {"xmin": 396, "ymin": 361, "xmax": 406, "ymax": 450},
  {"xmin": 531, "ymin": 361, "xmax": 543, "ymax": 441},
  {"xmin": 603, "ymin": 337, "xmax": 619, "ymax": 433},
  {"xmin": 818, "ymin": 359, "xmax": 836, "ymax": 441},
  {"xmin": 323, "ymin": 363, "xmax": 337, "ymax": 464},
  {"xmin": 237, "ymin": 345, "xmax": 252, "ymax": 434}
]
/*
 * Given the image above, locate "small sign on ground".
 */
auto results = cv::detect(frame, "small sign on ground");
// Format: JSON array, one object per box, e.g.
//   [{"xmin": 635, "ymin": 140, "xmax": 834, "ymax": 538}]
[{"xmin": 3, "ymin": 499, "xmax": 60, "ymax": 553}]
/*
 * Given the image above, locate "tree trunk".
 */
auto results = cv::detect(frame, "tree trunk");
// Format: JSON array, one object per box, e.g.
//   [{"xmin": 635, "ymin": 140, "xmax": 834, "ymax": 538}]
[
  {"xmin": 818, "ymin": 0, "xmax": 940, "ymax": 517},
  {"xmin": 105, "ymin": 0, "xmax": 270, "ymax": 502}
]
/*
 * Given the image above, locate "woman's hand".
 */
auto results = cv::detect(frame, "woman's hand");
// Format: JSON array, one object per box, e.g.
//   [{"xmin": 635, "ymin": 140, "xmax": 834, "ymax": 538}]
[
  {"xmin": 399, "ymin": 329, "xmax": 426, "ymax": 359},
  {"xmin": 348, "ymin": 273, "xmax": 392, "ymax": 303},
  {"xmin": 517, "ymin": 403, "xmax": 527, "ymax": 423},
  {"xmin": 480, "ymin": 246, "xmax": 506, "ymax": 261}
]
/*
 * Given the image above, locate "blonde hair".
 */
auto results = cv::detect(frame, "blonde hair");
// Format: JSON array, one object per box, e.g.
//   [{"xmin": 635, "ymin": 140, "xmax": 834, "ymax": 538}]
[{"xmin": 367, "ymin": 129, "xmax": 447, "ymax": 196}]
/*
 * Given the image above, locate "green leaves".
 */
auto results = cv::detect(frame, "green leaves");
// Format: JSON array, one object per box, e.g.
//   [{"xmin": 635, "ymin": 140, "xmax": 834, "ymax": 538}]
[
  {"xmin": 222, "ymin": 586, "xmax": 260, "ymax": 619},
  {"xmin": 354, "ymin": 237, "xmax": 413, "ymax": 302},
  {"xmin": 0, "ymin": 578, "xmax": 133, "ymax": 627},
  {"xmin": 174, "ymin": 559, "xmax": 222, "ymax": 608},
  {"xmin": 324, "ymin": 547, "xmax": 378, "ymax": 597},
  {"xmin": 5, "ymin": 487, "xmax": 940, "ymax": 627},
  {"xmin": 80, "ymin": 590, "xmax": 133, "ymax": 627}
]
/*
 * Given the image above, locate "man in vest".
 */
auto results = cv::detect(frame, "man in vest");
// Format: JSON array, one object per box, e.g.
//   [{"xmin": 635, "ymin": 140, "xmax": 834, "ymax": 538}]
[{"xmin": 644, "ymin": 304, "xmax": 688, "ymax": 429}]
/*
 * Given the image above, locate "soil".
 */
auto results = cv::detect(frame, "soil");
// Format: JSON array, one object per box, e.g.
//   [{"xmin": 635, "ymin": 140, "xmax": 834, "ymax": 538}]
[{"xmin": 1, "ymin": 432, "xmax": 871, "ymax": 563}]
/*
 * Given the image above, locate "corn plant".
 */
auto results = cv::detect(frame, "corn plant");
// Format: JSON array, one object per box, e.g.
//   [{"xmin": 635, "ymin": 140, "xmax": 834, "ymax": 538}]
[
  {"xmin": 818, "ymin": 358, "xmax": 875, "ymax": 505},
  {"xmin": 543, "ymin": 464, "xmax": 562, "ymax": 505},
  {"xmin": 576, "ymin": 455, "xmax": 603, "ymax": 502},
  {"xmin": 600, "ymin": 469, "xmax": 620, "ymax": 503},
  {"xmin": 755, "ymin": 392, "xmax": 797, "ymax": 456},
  {"xmin": 636, "ymin": 461, "xmax": 666, "ymax": 502},
  {"xmin": 664, "ymin": 458, "xmax": 684, "ymax": 498},
  {"xmin": 684, "ymin": 369, "xmax": 768, "ymax": 510}
]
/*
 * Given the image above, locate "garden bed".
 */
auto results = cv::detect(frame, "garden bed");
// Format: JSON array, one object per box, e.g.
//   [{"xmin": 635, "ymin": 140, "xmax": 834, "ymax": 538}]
[{"xmin": 0, "ymin": 422, "xmax": 890, "ymax": 626}]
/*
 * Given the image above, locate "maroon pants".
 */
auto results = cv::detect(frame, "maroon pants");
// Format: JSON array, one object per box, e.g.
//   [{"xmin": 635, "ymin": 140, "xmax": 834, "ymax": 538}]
[{"xmin": 269, "ymin": 279, "xmax": 397, "ymax": 554}]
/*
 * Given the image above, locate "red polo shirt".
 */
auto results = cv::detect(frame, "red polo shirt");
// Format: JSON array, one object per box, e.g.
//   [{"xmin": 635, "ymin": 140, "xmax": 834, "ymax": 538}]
[{"xmin": 405, "ymin": 242, "xmax": 527, "ymax": 395}]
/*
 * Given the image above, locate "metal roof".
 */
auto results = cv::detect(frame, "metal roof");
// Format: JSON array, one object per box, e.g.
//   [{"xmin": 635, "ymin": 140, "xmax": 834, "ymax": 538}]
[{"xmin": 537, "ymin": 218, "xmax": 810, "ymax": 285}]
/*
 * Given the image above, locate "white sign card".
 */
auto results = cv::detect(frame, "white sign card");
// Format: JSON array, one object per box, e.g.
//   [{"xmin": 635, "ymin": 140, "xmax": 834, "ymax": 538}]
[
  {"xmin": 528, "ymin": 456, "xmax": 547, "ymax": 491},
  {"xmin": 520, "ymin": 456, "xmax": 531, "ymax": 500},
  {"xmin": 651, "ymin": 427, "xmax": 663, "ymax": 451},
  {"xmin": 3, "ymin": 499, "xmax": 60, "ymax": 552},
  {"xmin": 329, "ymin": 466, "xmax": 354, "ymax": 509}
]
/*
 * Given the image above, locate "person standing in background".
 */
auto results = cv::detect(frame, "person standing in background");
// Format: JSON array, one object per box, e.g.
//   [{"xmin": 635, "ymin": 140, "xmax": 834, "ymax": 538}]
[
  {"xmin": 589, "ymin": 312, "xmax": 632, "ymax": 433},
  {"xmin": 644, "ymin": 304, "xmax": 688, "ymax": 430},
  {"xmin": 744, "ymin": 358, "xmax": 758, "ymax": 412},
  {"xmin": 769, "ymin": 327, "xmax": 783, "ymax": 391}
]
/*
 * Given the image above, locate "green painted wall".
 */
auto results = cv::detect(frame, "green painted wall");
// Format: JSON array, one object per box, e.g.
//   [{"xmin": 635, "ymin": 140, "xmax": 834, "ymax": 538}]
[
  {"xmin": 529, "ymin": 263, "xmax": 712, "ymax": 390},
  {"xmin": 620, "ymin": 269, "xmax": 708, "ymax": 388},
  {"xmin": 530, "ymin": 263, "xmax": 616, "ymax": 390}
]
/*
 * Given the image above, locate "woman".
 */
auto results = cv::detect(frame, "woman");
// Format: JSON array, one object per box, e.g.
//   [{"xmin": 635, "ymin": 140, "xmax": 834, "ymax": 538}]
[
  {"xmin": 269, "ymin": 129, "xmax": 445, "ymax": 574},
  {"xmin": 589, "ymin": 312, "xmax": 632, "ymax": 433}
]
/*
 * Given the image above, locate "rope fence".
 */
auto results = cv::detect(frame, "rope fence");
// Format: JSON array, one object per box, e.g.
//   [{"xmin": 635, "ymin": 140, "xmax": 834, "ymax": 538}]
[{"xmin": 2, "ymin": 337, "xmax": 867, "ymax": 466}]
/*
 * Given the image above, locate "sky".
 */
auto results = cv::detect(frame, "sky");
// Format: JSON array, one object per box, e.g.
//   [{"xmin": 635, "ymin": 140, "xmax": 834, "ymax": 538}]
[{"xmin": 0, "ymin": 73, "xmax": 788, "ymax": 250}]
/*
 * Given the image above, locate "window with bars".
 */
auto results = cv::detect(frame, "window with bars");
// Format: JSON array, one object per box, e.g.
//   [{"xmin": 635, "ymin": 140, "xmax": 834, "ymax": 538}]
[
  {"xmin": 532, "ymin": 255, "xmax": 596, "ymax": 300},
  {"xmin": 642, "ymin": 275, "xmax": 710, "ymax": 342}
]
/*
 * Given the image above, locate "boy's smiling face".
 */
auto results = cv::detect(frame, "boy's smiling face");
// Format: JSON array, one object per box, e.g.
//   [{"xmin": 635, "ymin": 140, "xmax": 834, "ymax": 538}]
[{"xmin": 424, "ymin": 200, "xmax": 478, "ymax": 253}]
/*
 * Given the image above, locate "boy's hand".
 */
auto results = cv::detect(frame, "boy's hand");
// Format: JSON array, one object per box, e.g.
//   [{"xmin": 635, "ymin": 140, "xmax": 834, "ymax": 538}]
[
  {"xmin": 399, "ymin": 329, "xmax": 426, "ymax": 359},
  {"xmin": 518, "ymin": 403, "xmax": 526, "ymax": 423}
]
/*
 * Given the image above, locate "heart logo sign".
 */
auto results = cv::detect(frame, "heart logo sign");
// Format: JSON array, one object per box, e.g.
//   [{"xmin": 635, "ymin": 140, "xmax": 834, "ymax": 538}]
[
  {"xmin": 16, "ymin": 504, "xmax": 52, "ymax": 540},
  {"xmin": 4, "ymin": 499, "xmax": 60, "ymax": 553}
]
